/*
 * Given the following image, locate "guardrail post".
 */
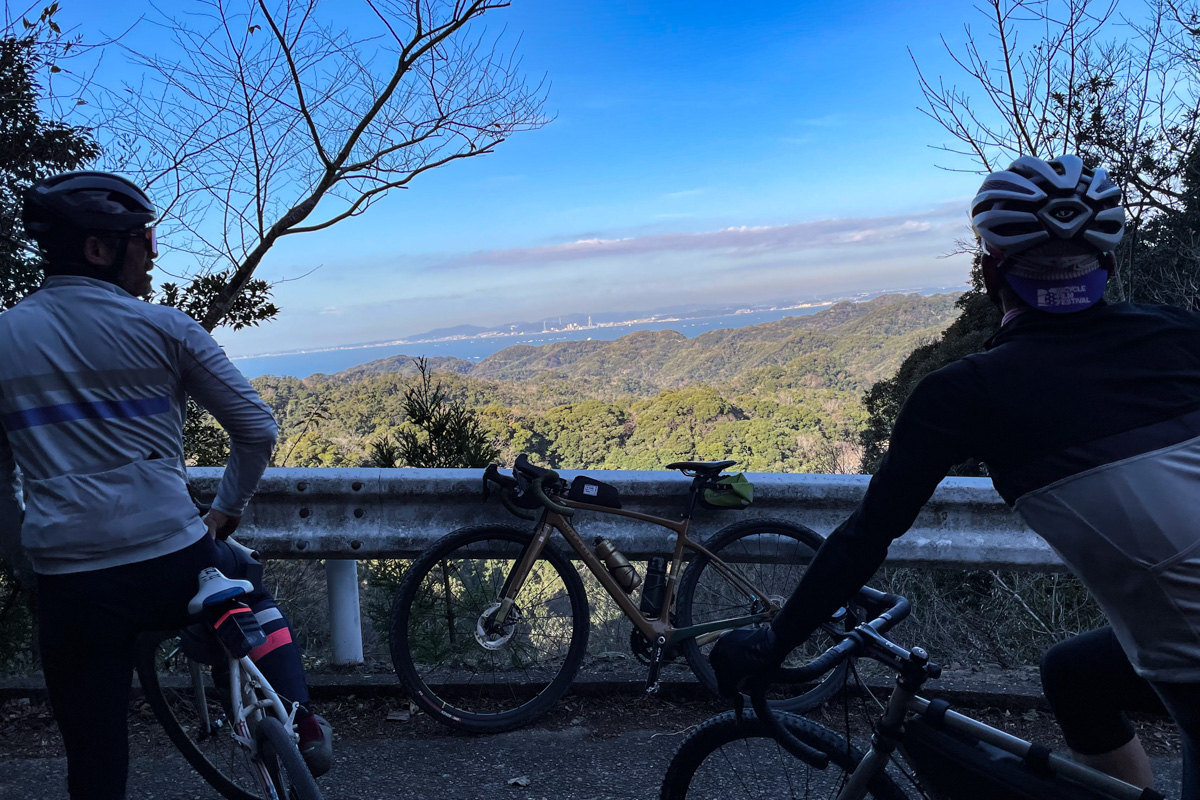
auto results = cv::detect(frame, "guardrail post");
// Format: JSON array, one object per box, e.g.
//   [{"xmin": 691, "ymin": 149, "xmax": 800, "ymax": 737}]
[{"xmin": 325, "ymin": 559, "xmax": 364, "ymax": 665}]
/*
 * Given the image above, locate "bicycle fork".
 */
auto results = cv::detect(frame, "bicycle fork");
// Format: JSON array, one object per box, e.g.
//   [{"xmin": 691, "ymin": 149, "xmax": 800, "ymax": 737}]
[
  {"xmin": 835, "ymin": 646, "xmax": 933, "ymax": 800},
  {"xmin": 491, "ymin": 521, "xmax": 556, "ymax": 632}
]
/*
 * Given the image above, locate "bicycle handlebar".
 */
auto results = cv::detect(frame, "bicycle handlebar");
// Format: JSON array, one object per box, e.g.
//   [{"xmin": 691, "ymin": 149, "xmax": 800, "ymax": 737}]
[
  {"xmin": 482, "ymin": 459, "xmax": 574, "ymax": 519},
  {"xmin": 744, "ymin": 588, "xmax": 911, "ymax": 770},
  {"xmin": 773, "ymin": 587, "xmax": 909, "ymax": 684}
]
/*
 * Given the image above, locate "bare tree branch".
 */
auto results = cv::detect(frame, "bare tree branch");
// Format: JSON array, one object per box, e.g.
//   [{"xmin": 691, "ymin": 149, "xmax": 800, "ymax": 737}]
[{"xmin": 93, "ymin": 0, "xmax": 549, "ymax": 330}]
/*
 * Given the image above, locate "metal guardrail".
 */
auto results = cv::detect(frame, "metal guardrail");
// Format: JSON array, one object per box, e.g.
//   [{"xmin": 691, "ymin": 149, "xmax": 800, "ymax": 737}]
[
  {"xmin": 189, "ymin": 467, "xmax": 1053, "ymax": 567},
  {"xmin": 188, "ymin": 467, "xmax": 1055, "ymax": 665}
]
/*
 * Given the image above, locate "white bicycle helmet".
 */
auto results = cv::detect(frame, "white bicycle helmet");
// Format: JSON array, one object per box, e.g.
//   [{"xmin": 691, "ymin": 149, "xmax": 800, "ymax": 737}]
[{"xmin": 970, "ymin": 155, "xmax": 1124, "ymax": 256}]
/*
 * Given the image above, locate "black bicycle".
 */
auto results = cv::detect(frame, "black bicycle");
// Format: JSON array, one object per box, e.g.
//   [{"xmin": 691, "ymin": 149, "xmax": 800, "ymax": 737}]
[{"xmin": 660, "ymin": 587, "xmax": 1166, "ymax": 800}]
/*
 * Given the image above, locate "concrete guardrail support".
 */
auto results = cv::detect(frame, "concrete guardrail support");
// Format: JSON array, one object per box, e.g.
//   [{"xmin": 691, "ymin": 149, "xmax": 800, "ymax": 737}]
[{"xmin": 324, "ymin": 560, "xmax": 364, "ymax": 666}]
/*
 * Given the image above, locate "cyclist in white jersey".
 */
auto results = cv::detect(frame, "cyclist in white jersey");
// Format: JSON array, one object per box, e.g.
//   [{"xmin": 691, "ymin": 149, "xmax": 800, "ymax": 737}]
[{"xmin": 0, "ymin": 172, "xmax": 332, "ymax": 800}]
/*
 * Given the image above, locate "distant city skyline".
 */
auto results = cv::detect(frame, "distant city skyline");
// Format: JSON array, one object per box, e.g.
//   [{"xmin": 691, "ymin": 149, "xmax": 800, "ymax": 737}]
[
  {"xmin": 71, "ymin": 1, "xmax": 994, "ymax": 357},
  {"xmin": 232, "ymin": 282, "xmax": 960, "ymax": 360}
]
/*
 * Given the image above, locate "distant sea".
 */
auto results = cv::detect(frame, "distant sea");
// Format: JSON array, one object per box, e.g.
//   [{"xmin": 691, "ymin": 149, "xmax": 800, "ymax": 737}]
[{"xmin": 234, "ymin": 305, "xmax": 833, "ymax": 379}]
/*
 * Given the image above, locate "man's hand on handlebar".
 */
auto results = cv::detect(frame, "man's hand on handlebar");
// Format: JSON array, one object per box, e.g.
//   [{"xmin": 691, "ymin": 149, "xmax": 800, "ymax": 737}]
[
  {"xmin": 710, "ymin": 625, "xmax": 788, "ymax": 698},
  {"xmin": 204, "ymin": 509, "xmax": 241, "ymax": 541}
]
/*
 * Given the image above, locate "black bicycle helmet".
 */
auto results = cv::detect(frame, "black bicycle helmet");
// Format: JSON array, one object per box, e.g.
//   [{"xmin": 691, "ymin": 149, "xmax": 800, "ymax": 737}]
[
  {"xmin": 970, "ymin": 155, "xmax": 1124, "ymax": 256},
  {"xmin": 22, "ymin": 171, "xmax": 156, "ymax": 238}
]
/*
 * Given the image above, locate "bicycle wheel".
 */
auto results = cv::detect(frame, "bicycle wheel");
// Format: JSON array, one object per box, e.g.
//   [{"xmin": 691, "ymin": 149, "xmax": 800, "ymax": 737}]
[
  {"xmin": 389, "ymin": 524, "xmax": 590, "ymax": 733},
  {"xmin": 660, "ymin": 709, "xmax": 909, "ymax": 800},
  {"xmin": 257, "ymin": 717, "xmax": 323, "ymax": 800},
  {"xmin": 677, "ymin": 519, "xmax": 852, "ymax": 712},
  {"xmin": 135, "ymin": 631, "xmax": 271, "ymax": 800}
]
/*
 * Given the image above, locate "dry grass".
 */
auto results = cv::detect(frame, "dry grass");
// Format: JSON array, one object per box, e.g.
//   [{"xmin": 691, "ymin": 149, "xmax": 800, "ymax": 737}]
[{"xmin": 0, "ymin": 562, "xmax": 1106, "ymax": 677}]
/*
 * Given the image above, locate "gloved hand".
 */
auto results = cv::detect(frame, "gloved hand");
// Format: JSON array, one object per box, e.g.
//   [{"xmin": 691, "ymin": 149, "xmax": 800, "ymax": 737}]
[{"xmin": 709, "ymin": 625, "xmax": 788, "ymax": 698}]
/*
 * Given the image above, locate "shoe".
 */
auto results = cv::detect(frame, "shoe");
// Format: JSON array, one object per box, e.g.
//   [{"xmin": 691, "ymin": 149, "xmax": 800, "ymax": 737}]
[{"xmin": 296, "ymin": 713, "xmax": 332, "ymax": 778}]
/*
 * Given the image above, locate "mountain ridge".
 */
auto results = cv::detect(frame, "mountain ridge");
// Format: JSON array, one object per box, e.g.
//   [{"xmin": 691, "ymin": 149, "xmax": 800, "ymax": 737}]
[{"xmin": 327, "ymin": 293, "xmax": 961, "ymax": 392}]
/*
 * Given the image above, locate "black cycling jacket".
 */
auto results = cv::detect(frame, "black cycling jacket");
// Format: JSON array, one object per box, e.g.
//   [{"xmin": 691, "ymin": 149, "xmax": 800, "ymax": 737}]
[{"xmin": 773, "ymin": 300, "xmax": 1200, "ymax": 680}]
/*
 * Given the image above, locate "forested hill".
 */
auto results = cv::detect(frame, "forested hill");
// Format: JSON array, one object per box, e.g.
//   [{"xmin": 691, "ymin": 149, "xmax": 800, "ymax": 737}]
[
  {"xmin": 252, "ymin": 294, "xmax": 963, "ymax": 472},
  {"xmin": 332, "ymin": 292, "xmax": 960, "ymax": 394}
]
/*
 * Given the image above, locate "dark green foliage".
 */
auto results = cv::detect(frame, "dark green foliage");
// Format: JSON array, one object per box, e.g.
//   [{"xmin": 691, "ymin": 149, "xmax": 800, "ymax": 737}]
[
  {"xmin": 372, "ymin": 357, "xmax": 499, "ymax": 469},
  {"xmin": 0, "ymin": 559, "xmax": 34, "ymax": 669},
  {"xmin": 253, "ymin": 294, "xmax": 960, "ymax": 474},
  {"xmin": 0, "ymin": 15, "xmax": 99, "ymax": 311},
  {"xmin": 0, "ymin": 11, "xmax": 101, "ymax": 668},
  {"xmin": 860, "ymin": 276, "xmax": 1000, "ymax": 475},
  {"xmin": 369, "ymin": 434, "xmax": 403, "ymax": 470},
  {"xmin": 182, "ymin": 399, "xmax": 231, "ymax": 467},
  {"xmin": 159, "ymin": 270, "xmax": 280, "ymax": 332},
  {"xmin": 1114, "ymin": 146, "xmax": 1200, "ymax": 309}
]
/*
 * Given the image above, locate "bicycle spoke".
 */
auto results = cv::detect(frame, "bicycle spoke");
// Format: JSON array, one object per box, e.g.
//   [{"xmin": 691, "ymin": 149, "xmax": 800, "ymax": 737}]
[{"xmin": 393, "ymin": 527, "xmax": 587, "ymax": 730}]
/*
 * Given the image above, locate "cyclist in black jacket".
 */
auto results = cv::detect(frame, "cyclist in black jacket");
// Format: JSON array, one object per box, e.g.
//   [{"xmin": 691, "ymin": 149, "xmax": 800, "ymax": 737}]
[{"xmin": 712, "ymin": 154, "xmax": 1200, "ymax": 796}]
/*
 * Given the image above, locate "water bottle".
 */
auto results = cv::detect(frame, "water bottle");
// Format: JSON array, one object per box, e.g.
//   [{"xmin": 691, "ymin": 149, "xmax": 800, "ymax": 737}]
[
  {"xmin": 594, "ymin": 538, "xmax": 641, "ymax": 594},
  {"xmin": 639, "ymin": 557, "xmax": 668, "ymax": 618}
]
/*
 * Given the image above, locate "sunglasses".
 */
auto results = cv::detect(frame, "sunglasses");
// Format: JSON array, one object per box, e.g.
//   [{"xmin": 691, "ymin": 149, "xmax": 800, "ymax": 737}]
[{"xmin": 117, "ymin": 226, "xmax": 158, "ymax": 259}]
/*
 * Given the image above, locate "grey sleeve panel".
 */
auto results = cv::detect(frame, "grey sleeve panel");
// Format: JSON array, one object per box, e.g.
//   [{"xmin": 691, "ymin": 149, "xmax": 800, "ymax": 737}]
[
  {"xmin": 0, "ymin": 426, "xmax": 29, "ymax": 581},
  {"xmin": 1016, "ymin": 436, "xmax": 1200, "ymax": 680},
  {"xmin": 176, "ymin": 316, "xmax": 278, "ymax": 515}
]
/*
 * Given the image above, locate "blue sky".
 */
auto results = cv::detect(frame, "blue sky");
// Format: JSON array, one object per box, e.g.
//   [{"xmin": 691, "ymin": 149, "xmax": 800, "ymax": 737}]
[{"xmin": 69, "ymin": 0, "xmax": 985, "ymax": 356}]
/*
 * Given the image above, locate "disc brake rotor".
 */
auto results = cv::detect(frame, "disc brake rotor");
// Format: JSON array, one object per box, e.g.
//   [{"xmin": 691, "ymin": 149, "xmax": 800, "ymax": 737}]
[{"xmin": 475, "ymin": 602, "xmax": 521, "ymax": 650}]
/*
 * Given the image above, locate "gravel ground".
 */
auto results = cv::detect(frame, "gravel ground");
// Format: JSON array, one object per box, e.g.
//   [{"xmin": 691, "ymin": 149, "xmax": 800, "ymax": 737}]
[{"xmin": 0, "ymin": 687, "xmax": 1185, "ymax": 800}]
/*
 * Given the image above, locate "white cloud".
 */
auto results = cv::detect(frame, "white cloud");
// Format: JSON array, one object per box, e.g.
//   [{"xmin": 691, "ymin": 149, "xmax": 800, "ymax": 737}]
[{"xmin": 439, "ymin": 203, "xmax": 963, "ymax": 270}]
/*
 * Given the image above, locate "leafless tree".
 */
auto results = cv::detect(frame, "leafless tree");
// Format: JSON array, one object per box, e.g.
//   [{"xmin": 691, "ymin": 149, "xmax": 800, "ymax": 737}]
[
  {"xmin": 101, "ymin": 0, "xmax": 549, "ymax": 331},
  {"xmin": 912, "ymin": 0, "xmax": 1200, "ymax": 300}
]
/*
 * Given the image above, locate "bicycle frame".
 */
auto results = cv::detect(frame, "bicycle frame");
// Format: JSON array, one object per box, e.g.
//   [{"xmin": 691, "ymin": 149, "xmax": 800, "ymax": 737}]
[
  {"xmin": 824, "ymin": 631, "xmax": 1151, "ymax": 800},
  {"xmin": 492, "ymin": 498, "xmax": 787, "ymax": 653},
  {"xmin": 225, "ymin": 654, "xmax": 295, "ymax": 750},
  {"xmin": 178, "ymin": 627, "xmax": 301, "ymax": 798}
]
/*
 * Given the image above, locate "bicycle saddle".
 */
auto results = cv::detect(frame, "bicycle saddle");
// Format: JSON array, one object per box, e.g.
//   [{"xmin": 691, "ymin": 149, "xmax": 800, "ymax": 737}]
[
  {"xmin": 665, "ymin": 460, "xmax": 737, "ymax": 476},
  {"xmin": 188, "ymin": 567, "xmax": 254, "ymax": 615}
]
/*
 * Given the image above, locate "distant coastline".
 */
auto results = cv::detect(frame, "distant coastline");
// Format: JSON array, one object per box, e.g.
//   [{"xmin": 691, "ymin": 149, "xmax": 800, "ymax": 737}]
[
  {"xmin": 232, "ymin": 285, "xmax": 960, "ymax": 364},
  {"xmin": 233, "ymin": 286, "xmax": 963, "ymax": 379}
]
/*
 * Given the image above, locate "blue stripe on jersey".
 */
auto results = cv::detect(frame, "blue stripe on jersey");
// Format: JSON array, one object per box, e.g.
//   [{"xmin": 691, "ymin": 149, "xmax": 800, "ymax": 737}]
[{"xmin": 1, "ymin": 395, "xmax": 171, "ymax": 431}]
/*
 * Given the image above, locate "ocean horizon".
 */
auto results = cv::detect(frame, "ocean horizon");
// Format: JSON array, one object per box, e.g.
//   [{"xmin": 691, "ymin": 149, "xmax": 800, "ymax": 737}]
[{"xmin": 235, "ymin": 304, "xmax": 834, "ymax": 378}]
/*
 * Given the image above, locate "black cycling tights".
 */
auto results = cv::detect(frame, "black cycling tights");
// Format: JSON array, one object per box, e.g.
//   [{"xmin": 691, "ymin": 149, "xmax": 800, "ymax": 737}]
[
  {"xmin": 37, "ymin": 534, "xmax": 311, "ymax": 800},
  {"xmin": 1042, "ymin": 627, "xmax": 1200, "ymax": 798}
]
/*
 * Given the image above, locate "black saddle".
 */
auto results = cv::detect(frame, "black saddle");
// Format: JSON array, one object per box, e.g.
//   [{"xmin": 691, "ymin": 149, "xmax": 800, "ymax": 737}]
[{"xmin": 665, "ymin": 460, "xmax": 737, "ymax": 477}]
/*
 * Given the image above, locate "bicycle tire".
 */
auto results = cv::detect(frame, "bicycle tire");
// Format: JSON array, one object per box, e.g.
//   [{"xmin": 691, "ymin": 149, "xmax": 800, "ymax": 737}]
[
  {"xmin": 135, "ymin": 631, "xmax": 271, "ymax": 800},
  {"xmin": 660, "ymin": 709, "xmax": 909, "ymax": 800},
  {"xmin": 257, "ymin": 717, "xmax": 323, "ymax": 800},
  {"xmin": 676, "ymin": 518, "xmax": 852, "ymax": 712},
  {"xmin": 388, "ymin": 524, "xmax": 590, "ymax": 733}
]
